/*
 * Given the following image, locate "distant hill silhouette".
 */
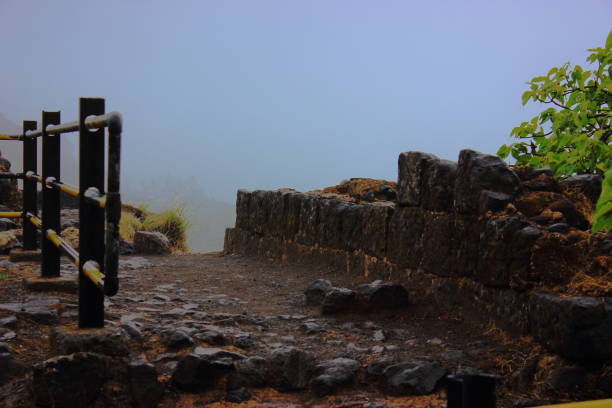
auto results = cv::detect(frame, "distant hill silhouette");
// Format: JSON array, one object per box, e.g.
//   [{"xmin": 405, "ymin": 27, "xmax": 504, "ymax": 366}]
[{"xmin": 0, "ymin": 112, "xmax": 78, "ymax": 185}]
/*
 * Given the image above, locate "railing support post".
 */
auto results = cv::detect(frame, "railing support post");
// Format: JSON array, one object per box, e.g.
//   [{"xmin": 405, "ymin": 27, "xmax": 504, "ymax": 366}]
[
  {"xmin": 447, "ymin": 374, "xmax": 496, "ymax": 408},
  {"xmin": 22, "ymin": 120, "xmax": 38, "ymax": 250},
  {"xmin": 41, "ymin": 111, "xmax": 61, "ymax": 277},
  {"xmin": 78, "ymin": 98, "xmax": 106, "ymax": 328},
  {"xmin": 104, "ymin": 114, "xmax": 122, "ymax": 297}
]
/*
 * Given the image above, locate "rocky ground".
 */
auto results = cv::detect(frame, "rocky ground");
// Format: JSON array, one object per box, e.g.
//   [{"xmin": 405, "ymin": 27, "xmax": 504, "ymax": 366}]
[{"xmin": 0, "ymin": 252, "xmax": 596, "ymax": 407}]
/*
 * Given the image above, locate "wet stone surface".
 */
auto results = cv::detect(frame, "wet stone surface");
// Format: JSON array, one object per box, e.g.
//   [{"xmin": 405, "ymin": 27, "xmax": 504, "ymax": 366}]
[{"xmin": 0, "ymin": 253, "xmax": 606, "ymax": 407}]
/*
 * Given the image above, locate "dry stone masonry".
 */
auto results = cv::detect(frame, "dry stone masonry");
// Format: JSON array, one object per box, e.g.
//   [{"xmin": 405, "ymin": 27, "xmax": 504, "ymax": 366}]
[{"xmin": 225, "ymin": 149, "xmax": 612, "ymax": 364}]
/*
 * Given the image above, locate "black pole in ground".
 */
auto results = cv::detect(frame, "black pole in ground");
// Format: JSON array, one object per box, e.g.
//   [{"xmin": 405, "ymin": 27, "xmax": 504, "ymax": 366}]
[
  {"xmin": 22, "ymin": 120, "xmax": 38, "ymax": 250},
  {"xmin": 41, "ymin": 111, "xmax": 61, "ymax": 278},
  {"xmin": 78, "ymin": 98, "xmax": 106, "ymax": 328}
]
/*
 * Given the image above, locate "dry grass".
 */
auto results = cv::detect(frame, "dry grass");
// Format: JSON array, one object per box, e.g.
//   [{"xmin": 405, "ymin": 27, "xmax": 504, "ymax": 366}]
[
  {"xmin": 565, "ymin": 270, "xmax": 612, "ymax": 297},
  {"xmin": 321, "ymin": 178, "xmax": 396, "ymax": 197},
  {"xmin": 119, "ymin": 211, "xmax": 143, "ymax": 243},
  {"xmin": 483, "ymin": 321, "xmax": 513, "ymax": 346},
  {"xmin": 562, "ymin": 185, "xmax": 596, "ymax": 225},
  {"xmin": 60, "ymin": 227, "xmax": 79, "ymax": 250},
  {"xmin": 142, "ymin": 206, "xmax": 189, "ymax": 253},
  {"xmin": 118, "ymin": 204, "xmax": 190, "ymax": 253}
]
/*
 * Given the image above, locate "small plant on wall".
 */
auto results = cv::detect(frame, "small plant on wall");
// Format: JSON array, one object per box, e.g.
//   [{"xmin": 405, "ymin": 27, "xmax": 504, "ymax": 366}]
[{"xmin": 498, "ymin": 30, "xmax": 612, "ymax": 232}]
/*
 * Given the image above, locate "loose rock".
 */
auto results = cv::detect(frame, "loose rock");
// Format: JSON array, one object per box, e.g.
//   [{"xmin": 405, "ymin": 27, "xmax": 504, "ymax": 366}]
[
  {"xmin": 304, "ymin": 279, "xmax": 333, "ymax": 306},
  {"xmin": 120, "ymin": 323, "xmax": 144, "ymax": 341},
  {"xmin": 0, "ymin": 352, "xmax": 26, "ymax": 385},
  {"xmin": 226, "ymin": 386, "xmax": 252, "ymax": 403},
  {"xmin": 383, "ymin": 361, "xmax": 446, "ymax": 395},
  {"xmin": 238, "ymin": 356, "xmax": 268, "ymax": 387},
  {"xmin": 31, "ymin": 352, "xmax": 112, "ymax": 407},
  {"xmin": 233, "ymin": 332, "xmax": 259, "ymax": 349},
  {"xmin": 164, "ymin": 330, "xmax": 194, "ymax": 349},
  {"xmin": 301, "ymin": 321, "xmax": 325, "ymax": 334},
  {"xmin": 0, "ymin": 218, "xmax": 18, "ymax": 232},
  {"xmin": 266, "ymin": 347, "xmax": 316, "ymax": 391},
  {"xmin": 50, "ymin": 327, "xmax": 131, "ymax": 357},
  {"xmin": 321, "ymin": 288, "xmax": 355, "ymax": 314},
  {"xmin": 312, "ymin": 358, "xmax": 360, "ymax": 395},
  {"xmin": 356, "ymin": 280, "xmax": 410, "ymax": 310},
  {"xmin": 171, "ymin": 353, "xmax": 235, "ymax": 391},
  {"xmin": 133, "ymin": 231, "xmax": 171, "ymax": 255},
  {"xmin": 128, "ymin": 360, "xmax": 164, "ymax": 408},
  {"xmin": 195, "ymin": 329, "xmax": 226, "ymax": 346}
]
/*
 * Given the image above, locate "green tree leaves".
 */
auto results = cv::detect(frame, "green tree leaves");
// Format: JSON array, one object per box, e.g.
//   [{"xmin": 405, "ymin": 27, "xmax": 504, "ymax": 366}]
[
  {"xmin": 593, "ymin": 170, "xmax": 612, "ymax": 232},
  {"xmin": 499, "ymin": 30, "xmax": 612, "ymax": 232}
]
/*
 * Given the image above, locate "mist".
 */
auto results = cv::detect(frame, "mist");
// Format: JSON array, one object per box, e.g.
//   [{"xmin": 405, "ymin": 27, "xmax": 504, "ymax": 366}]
[{"xmin": 1, "ymin": 0, "xmax": 610, "ymax": 252}]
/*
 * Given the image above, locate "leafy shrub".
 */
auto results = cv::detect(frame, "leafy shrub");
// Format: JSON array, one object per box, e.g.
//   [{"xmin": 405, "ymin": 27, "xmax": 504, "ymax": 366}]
[
  {"xmin": 498, "ymin": 30, "xmax": 612, "ymax": 231},
  {"xmin": 498, "ymin": 29, "xmax": 611, "ymax": 177}
]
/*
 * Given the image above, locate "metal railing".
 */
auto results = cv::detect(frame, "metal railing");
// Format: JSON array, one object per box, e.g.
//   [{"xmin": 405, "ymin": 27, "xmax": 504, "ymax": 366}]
[
  {"xmin": 445, "ymin": 374, "xmax": 612, "ymax": 408},
  {"xmin": 0, "ymin": 97, "xmax": 122, "ymax": 328}
]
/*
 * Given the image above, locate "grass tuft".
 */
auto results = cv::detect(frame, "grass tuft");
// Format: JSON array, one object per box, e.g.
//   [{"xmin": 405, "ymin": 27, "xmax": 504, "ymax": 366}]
[
  {"xmin": 142, "ymin": 205, "xmax": 189, "ymax": 253},
  {"xmin": 119, "ymin": 211, "xmax": 144, "ymax": 243},
  {"xmin": 118, "ymin": 203, "xmax": 190, "ymax": 253}
]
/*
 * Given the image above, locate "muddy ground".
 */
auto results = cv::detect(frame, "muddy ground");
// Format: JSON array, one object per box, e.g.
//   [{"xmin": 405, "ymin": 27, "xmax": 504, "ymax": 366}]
[{"xmin": 0, "ymin": 253, "xmax": 573, "ymax": 407}]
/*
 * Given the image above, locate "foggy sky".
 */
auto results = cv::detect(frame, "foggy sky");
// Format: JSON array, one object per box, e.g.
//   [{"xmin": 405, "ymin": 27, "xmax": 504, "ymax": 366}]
[{"xmin": 1, "ymin": 0, "xmax": 611, "ymax": 202}]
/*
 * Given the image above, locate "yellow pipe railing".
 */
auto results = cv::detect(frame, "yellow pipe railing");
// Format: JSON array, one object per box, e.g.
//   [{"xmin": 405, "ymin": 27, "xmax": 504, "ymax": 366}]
[
  {"xmin": 82, "ymin": 261, "xmax": 105, "ymax": 288},
  {"xmin": 27, "ymin": 213, "xmax": 42, "ymax": 229},
  {"xmin": 57, "ymin": 183, "xmax": 79, "ymax": 197},
  {"xmin": 0, "ymin": 212, "xmax": 23, "ymax": 218},
  {"xmin": 0, "ymin": 134, "xmax": 22, "ymax": 141},
  {"xmin": 535, "ymin": 399, "xmax": 612, "ymax": 408}
]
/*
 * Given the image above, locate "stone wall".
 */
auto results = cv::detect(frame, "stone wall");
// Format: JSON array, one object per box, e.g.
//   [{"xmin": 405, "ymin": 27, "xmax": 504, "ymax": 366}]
[{"xmin": 224, "ymin": 149, "xmax": 611, "ymax": 364}]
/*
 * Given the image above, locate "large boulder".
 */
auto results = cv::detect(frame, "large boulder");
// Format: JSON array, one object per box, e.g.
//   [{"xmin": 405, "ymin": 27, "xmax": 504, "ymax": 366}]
[
  {"xmin": 133, "ymin": 231, "xmax": 171, "ymax": 255},
  {"xmin": 397, "ymin": 152, "xmax": 457, "ymax": 211},
  {"xmin": 454, "ymin": 149, "xmax": 520, "ymax": 214}
]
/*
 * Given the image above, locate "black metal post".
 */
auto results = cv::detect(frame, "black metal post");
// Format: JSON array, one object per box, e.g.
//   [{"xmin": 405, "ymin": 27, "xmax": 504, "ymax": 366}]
[
  {"xmin": 447, "ymin": 374, "xmax": 496, "ymax": 408},
  {"xmin": 78, "ymin": 98, "xmax": 105, "ymax": 328},
  {"xmin": 22, "ymin": 120, "xmax": 38, "ymax": 250},
  {"xmin": 104, "ymin": 114, "xmax": 122, "ymax": 297},
  {"xmin": 41, "ymin": 111, "xmax": 61, "ymax": 277}
]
